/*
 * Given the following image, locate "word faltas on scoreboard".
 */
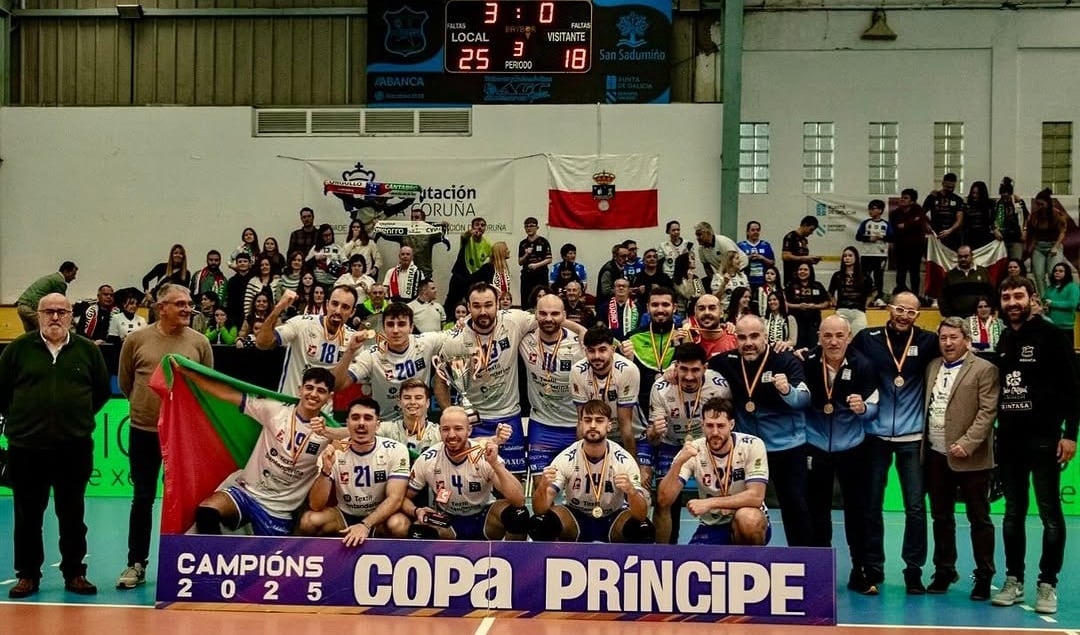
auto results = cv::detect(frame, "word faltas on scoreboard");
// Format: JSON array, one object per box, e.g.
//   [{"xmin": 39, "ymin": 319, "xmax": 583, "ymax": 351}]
[{"xmin": 158, "ymin": 536, "xmax": 835, "ymax": 623}]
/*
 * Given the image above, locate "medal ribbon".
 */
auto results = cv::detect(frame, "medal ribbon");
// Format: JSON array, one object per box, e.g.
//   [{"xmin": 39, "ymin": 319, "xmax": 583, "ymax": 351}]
[
  {"xmin": 582, "ymin": 444, "xmax": 610, "ymax": 509},
  {"xmin": 706, "ymin": 441, "xmax": 735, "ymax": 497},
  {"xmin": 740, "ymin": 346, "xmax": 771, "ymax": 401},
  {"xmin": 648, "ymin": 325, "xmax": 674, "ymax": 369},
  {"xmin": 884, "ymin": 327, "xmax": 916, "ymax": 378}
]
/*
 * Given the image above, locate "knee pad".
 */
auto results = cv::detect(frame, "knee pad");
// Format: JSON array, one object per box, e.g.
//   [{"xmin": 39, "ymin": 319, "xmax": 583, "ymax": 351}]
[
  {"xmin": 527, "ymin": 511, "xmax": 563, "ymax": 541},
  {"xmin": 194, "ymin": 506, "xmax": 223, "ymax": 535},
  {"xmin": 407, "ymin": 522, "xmax": 442, "ymax": 540},
  {"xmin": 500, "ymin": 505, "xmax": 530, "ymax": 535},
  {"xmin": 622, "ymin": 518, "xmax": 656, "ymax": 544}
]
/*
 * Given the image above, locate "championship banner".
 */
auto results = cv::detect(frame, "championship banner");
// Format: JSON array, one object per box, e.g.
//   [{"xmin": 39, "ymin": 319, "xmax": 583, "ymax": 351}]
[
  {"xmin": 548, "ymin": 154, "xmax": 659, "ymax": 230},
  {"xmin": 156, "ymin": 535, "xmax": 836, "ymax": 624},
  {"xmin": 924, "ymin": 235, "xmax": 1008, "ymax": 299}
]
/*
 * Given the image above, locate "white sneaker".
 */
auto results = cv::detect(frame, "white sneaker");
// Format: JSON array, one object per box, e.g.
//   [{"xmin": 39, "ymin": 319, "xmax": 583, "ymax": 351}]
[
  {"xmin": 1034, "ymin": 583, "xmax": 1057, "ymax": 614},
  {"xmin": 116, "ymin": 563, "xmax": 146, "ymax": 589},
  {"xmin": 991, "ymin": 576, "xmax": 1024, "ymax": 606}
]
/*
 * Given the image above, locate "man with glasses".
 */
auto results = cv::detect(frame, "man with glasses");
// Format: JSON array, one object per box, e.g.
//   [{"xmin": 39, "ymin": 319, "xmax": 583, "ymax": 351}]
[
  {"xmin": 518, "ymin": 217, "xmax": 552, "ymax": 309},
  {"xmin": 596, "ymin": 243, "xmax": 630, "ymax": 316},
  {"xmin": 851, "ymin": 291, "xmax": 940, "ymax": 594},
  {"xmin": 1, "ymin": 294, "xmax": 110, "ymax": 598},
  {"xmin": 116, "ymin": 284, "xmax": 214, "ymax": 591}
]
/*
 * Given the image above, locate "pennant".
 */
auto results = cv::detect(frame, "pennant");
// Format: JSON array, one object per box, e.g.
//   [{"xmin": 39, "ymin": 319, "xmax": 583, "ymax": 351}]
[{"xmin": 547, "ymin": 154, "xmax": 659, "ymax": 229}]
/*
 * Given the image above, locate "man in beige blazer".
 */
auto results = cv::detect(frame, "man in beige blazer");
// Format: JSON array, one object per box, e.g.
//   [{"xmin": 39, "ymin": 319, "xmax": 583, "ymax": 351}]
[{"xmin": 923, "ymin": 316, "xmax": 998, "ymax": 601}]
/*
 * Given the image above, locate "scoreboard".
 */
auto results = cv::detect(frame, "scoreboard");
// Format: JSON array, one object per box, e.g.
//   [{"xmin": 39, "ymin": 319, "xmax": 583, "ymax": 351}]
[{"xmin": 368, "ymin": 0, "xmax": 671, "ymax": 105}]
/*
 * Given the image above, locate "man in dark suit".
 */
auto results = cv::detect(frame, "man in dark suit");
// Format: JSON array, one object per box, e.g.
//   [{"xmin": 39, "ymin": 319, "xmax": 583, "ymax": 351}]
[{"xmin": 923, "ymin": 316, "xmax": 998, "ymax": 601}]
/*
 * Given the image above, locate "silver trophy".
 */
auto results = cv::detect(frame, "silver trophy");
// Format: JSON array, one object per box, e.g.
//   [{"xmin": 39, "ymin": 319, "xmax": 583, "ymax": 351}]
[{"xmin": 433, "ymin": 355, "xmax": 480, "ymax": 426}]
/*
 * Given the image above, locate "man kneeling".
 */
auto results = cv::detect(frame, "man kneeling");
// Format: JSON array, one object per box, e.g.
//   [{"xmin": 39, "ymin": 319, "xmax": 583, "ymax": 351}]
[
  {"xmin": 658, "ymin": 397, "xmax": 771, "ymax": 545},
  {"xmin": 297, "ymin": 398, "xmax": 412, "ymax": 545},
  {"xmin": 529, "ymin": 400, "xmax": 654, "ymax": 543},
  {"xmin": 404, "ymin": 407, "xmax": 529, "ymax": 540}
]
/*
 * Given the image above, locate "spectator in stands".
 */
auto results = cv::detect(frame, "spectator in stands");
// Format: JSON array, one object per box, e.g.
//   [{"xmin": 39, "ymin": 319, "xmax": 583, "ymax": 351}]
[
  {"xmin": 596, "ymin": 243, "xmax": 630, "ymax": 314},
  {"xmin": 764, "ymin": 291, "xmax": 797, "ymax": 348},
  {"xmin": 306, "ymin": 286, "xmax": 327, "ymax": 317},
  {"xmin": 142, "ymin": 244, "xmax": 190, "ymax": 306},
  {"xmin": 890, "ymin": 188, "xmax": 931, "ymax": 296},
  {"xmin": 518, "ymin": 217, "xmax": 552, "ymax": 309},
  {"xmin": 499, "ymin": 289, "xmax": 514, "ymax": 309},
  {"xmin": 786, "ymin": 262, "xmax": 830, "ymax": 349},
  {"xmin": 409, "ymin": 278, "xmax": 446, "ymax": 333},
  {"xmin": 224, "ymin": 252, "xmax": 253, "ymax": 326},
  {"xmin": 695, "ymin": 221, "xmax": 745, "ymax": 279},
  {"xmin": 307, "ymin": 223, "xmax": 345, "ymax": 288},
  {"xmin": 237, "ymin": 317, "xmax": 266, "ymax": 349},
  {"xmin": 445, "ymin": 301, "xmax": 468, "ymax": 330},
  {"xmin": 107, "ymin": 293, "xmax": 147, "ymax": 344},
  {"xmin": 378, "ymin": 208, "xmax": 447, "ymax": 282},
  {"xmin": 604, "ymin": 278, "xmax": 639, "ymax": 339},
  {"xmin": 755, "ymin": 265, "xmax": 782, "ymax": 316},
  {"xmin": 709, "ymin": 250, "xmax": 749, "ymax": 314},
  {"xmin": 445, "ymin": 217, "xmax": 491, "ymax": 315},
  {"xmin": 275, "ymin": 250, "xmax": 308, "ymax": 298},
  {"xmin": 1042, "ymin": 262, "xmax": 1078, "ymax": 338},
  {"xmin": 939, "ymin": 245, "xmax": 994, "ymax": 318},
  {"xmin": 924, "ymin": 173, "xmax": 966, "ymax": 251},
  {"xmin": 384, "ymin": 245, "xmax": 423, "ymax": 303},
  {"xmin": 965, "ymin": 181, "xmax": 995, "ymax": 249},
  {"xmin": 562, "ymin": 280, "xmax": 595, "ymax": 326},
  {"xmin": 227, "ymin": 227, "xmax": 259, "ymax": 273},
  {"xmin": 634, "ymin": 248, "xmax": 672, "ymax": 304},
  {"xmin": 829, "ymin": 246, "xmax": 875, "ymax": 335},
  {"xmin": 1027, "ymin": 188, "xmax": 1067, "ymax": 296},
  {"xmin": 738, "ymin": 220, "xmax": 776, "ymax": 296},
  {"xmin": 287, "ymin": 206, "xmax": 318, "ymax": 257},
  {"xmin": 781, "ymin": 216, "xmax": 821, "ymax": 283},
  {"xmin": 686, "ymin": 293, "xmax": 736, "ymax": 359},
  {"xmin": 550, "ymin": 242, "xmax": 588, "ymax": 293},
  {"xmin": 342, "ymin": 219, "xmax": 384, "ymax": 281},
  {"xmin": 622, "ymin": 239, "xmax": 644, "ymax": 281},
  {"xmin": 856, "ymin": 200, "xmax": 891, "ymax": 305},
  {"xmin": 244, "ymin": 254, "xmax": 279, "ymax": 318},
  {"xmin": 551, "ymin": 260, "xmax": 583, "ymax": 296},
  {"xmin": 240, "ymin": 291, "xmax": 274, "ymax": 338},
  {"xmin": 335, "ymin": 254, "xmax": 374, "ymax": 304},
  {"xmin": 190, "ymin": 250, "xmax": 227, "ymax": 299},
  {"xmin": 290, "ymin": 271, "xmax": 318, "ymax": 318},
  {"xmin": 259, "ymin": 236, "xmax": 285, "ymax": 276},
  {"xmin": 672, "ymin": 251, "xmax": 705, "ymax": 319},
  {"xmin": 968, "ymin": 296, "xmax": 1004, "ymax": 354},
  {"xmin": 1005, "ymin": 258, "xmax": 1028, "ymax": 285},
  {"xmin": 993, "ymin": 177, "xmax": 1029, "ymax": 261},
  {"xmin": 355, "ymin": 282, "xmax": 388, "ymax": 331},
  {"xmin": 204, "ymin": 307, "xmax": 238, "ymax": 346},
  {"xmin": 659, "ymin": 220, "xmax": 690, "ymax": 278},
  {"xmin": 191, "ymin": 291, "xmax": 218, "ymax": 334},
  {"xmin": 725, "ymin": 287, "xmax": 754, "ymax": 323},
  {"xmin": 79, "ymin": 284, "xmax": 119, "ymax": 343},
  {"xmin": 473, "ymin": 241, "xmax": 512, "ymax": 303}
]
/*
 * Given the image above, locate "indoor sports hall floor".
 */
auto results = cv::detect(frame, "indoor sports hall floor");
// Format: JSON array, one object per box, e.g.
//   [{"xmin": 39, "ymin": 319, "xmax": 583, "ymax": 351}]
[{"xmin": 0, "ymin": 498, "xmax": 1077, "ymax": 633}]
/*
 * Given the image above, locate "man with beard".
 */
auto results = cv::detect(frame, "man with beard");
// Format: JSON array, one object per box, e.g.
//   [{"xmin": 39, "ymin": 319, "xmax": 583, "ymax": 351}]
[
  {"xmin": 519, "ymin": 294, "xmax": 583, "ymax": 488},
  {"xmin": 684, "ymin": 293, "xmax": 735, "ymax": 359},
  {"xmin": 991, "ymin": 277, "xmax": 1078, "ymax": 614},
  {"xmin": 645, "ymin": 343, "xmax": 731, "ymax": 544},
  {"xmin": 708, "ymin": 314, "xmax": 812, "ymax": 546},
  {"xmin": 445, "ymin": 218, "xmax": 492, "ymax": 315},
  {"xmin": 850, "ymin": 291, "xmax": 940, "ymax": 593},
  {"xmin": 529, "ymin": 400, "xmax": 654, "ymax": 543},
  {"xmin": 658, "ymin": 397, "xmax": 770, "ymax": 545},
  {"xmin": 191, "ymin": 250, "xmax": 228, "ymax": 299},
  {"xmin": 404, "ymin": 407, "xmax": 529, "ymax": 540},
  {"xmin": 298, "ymin": 398, "xmax": 412, "ymax": 545},
  {"xmin": 570, "ymin": 326, "xmax": 641, "ymax": 453},
  {"xmin": 332, "ymin": 302, "xmax": 445, "ymax": 420},
  {"xmin": 256, "ymin": 286, "xmax": 358, "ymax": 398},
  {"xmin": 802, "ymin": 315, "xmax": 880, "ymax": 594},
  {"xmin": 287, "ymin": 206, "xmax": 318, "ymax": 257},
  {"xmin": 625, "ymin": 287, "xmax": 684, "ymax": 415}
]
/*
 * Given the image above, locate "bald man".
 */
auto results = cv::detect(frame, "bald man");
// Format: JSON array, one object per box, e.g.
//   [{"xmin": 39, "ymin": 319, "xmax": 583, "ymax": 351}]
[{"xmin": 0, "ymin": 293, "xmax": 110, "ymax": 597}]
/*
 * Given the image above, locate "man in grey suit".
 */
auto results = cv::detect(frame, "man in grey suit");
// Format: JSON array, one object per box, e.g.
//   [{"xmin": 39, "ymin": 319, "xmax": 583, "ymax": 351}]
[{"xmin": 923, "ymin": 316, "xmax": 998, "ymax": 601}]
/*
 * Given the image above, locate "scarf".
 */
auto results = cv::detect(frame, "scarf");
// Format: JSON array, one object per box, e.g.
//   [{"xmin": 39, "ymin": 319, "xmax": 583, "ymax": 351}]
[
  {"xmin": 493, "ymin": 268, "xmax": 511, "ymax": 298},
  {"xmin": 765, "ymin": 314, "xmax": 788, "ymax": 343},
  {"xmin": 389, "ymin": 264, "xmax": 419, "ymax": 299},
  {"xmin": 608, "ymin": 298, "xmax": 639, "ymax": 334}
]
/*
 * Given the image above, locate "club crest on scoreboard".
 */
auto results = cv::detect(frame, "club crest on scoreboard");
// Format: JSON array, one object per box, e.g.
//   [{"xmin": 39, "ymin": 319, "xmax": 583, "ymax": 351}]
[{"xmin": 383, "ymin": 5, "xmax": 429, "ymax": 57}]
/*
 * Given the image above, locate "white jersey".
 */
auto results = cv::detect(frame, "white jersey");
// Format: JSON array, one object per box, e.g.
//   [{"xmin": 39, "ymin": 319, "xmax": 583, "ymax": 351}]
[
  {"xmin": 437, "ymin": 309, "xmax": 537, "ymax": 419},
  {"xmin": 658, "ymin": 239, "xmax": 690, "ymax": 278},
  {"xmin": 549, "ymin": 440, "xmax": 647, "ymax": 517},
  {"xmin": 226, "ymin": 396, "xmax": 332, "ymax": 518},
  {"xmin": 678, "ymin": 433, "xmax": 769, "ymax": 526},
  {"xmin": 376, "ymin": 418, "xmax": 441, "ymax": 456},
  {"xmin": 649, "ymin": 370, "xmax": 732, "ymax": 447},
  {"xmin": 409, "ymin": 441, "xmax": 501, "ymax": 517},
  {"xmin": 274, "ymin": 314, "xmax": 356, "ymax": 397},
  {"xmin": 347, "ymin": 332, "xmax": 445, "ymax": 418},
  {"xmin": 570, "ymin": 353, "xmax": 641, "ymax": 415},
  {"xmin": 519, "ymin": 327, "xmax": 583, "ymax": 427},
  {"xmin": 108, "ymin": 313, "xmax": 147, "ymax": 341},
  {"xmin": 326, "ymin": 437, "xmax": 410, "ymax": 519}
]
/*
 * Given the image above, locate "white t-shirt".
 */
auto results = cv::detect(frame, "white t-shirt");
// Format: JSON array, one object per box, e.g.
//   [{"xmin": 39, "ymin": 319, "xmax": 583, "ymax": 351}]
[
  {"xmin": 519, "ymin": 327, "xmax": 583, "ymax": 427},
  {"xmin": 649, "ymin": 370, "xmax": 732, "ymax": 447},
  {"xmin": 437, "ymin": 309, "xmax": 537, "ymax": 419},
  {"xmin": 273, "ymin": 314, "xmax": 356, "ymax": 397},
  {"xmin": 109, "ymin": 313, "xmax": 147, "ymax": 341},
  {"xmin": 408, "ymin": 299, "xmax": 447, "ymax": 333},
  {"xmin": 225, "ymin": 396, "xmax": 332, "ymax": 518},
  {"xmin": 927, "ymin": 360, "xmax": 962, "ymax": 454},
  {"xmin": 860, "ymin": 218, "xmax": 890, "ymax": 257},
  {"xmin": 678, "ymin": 433, "xmax": 769, "ymax": 526},
  {"xmin": 548, "ymin": 440, "xmax": 647, "ymax": 516},
  {"xmin": 409, "ymin": 441, "xmax": 501, "ymax": 516},
  {"xmin": 326, "ymin": 437, "xmax": 410, "ymax": 519},
  {"xmin": 346, "ymin": 333, "xmax": 445, "ymax": 418}
]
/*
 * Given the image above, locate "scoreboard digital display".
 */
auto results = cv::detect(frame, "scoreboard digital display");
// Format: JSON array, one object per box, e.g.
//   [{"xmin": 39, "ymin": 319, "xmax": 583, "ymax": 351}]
[
  {"xmin": 368, "ymin": 0, "xmax": 671, "ymax": 105},
  {"xmin": 445, "ymin": 1, "xmax": 593, "ymax": 74}
]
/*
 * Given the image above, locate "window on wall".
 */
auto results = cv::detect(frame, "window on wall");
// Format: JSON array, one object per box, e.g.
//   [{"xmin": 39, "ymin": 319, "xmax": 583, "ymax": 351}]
[
  {"xmin": 739, "ymin": 123, "xmax": 770, "ymax": 194},
  {"xmin": 1042, "ymin": 122, "xmax": 1073, "ymax": 195},
  {"xmin": 933, "ymin": 121, "xmax": 965, "ymax": 189},
  {"xmin": 802, "ymin": 123, "xmax": 835, "ymax": 194},
  {"xmin": 868, "ymin": 122, "xmax": 899, "ymax": 194}
]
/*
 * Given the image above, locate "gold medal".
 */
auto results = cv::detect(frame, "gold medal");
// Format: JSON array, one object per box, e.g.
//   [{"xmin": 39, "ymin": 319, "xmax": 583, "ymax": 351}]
[
  {"xmin": 823, "ymin": 403, "xmax": 834, "ymax": 414},
  {"xmin": 740, "ymin": 347, "xmax": 770, "ymax": 415},
  {"xmin": 884, "ymin": 328, "xmax": 916, "ymax": 389},
  {"xmin": 745, "ymin": 400, "xmax": 756, "ymax": 413},
  {"xmin": 592, "ymin": 506, "xmax": 604, "ymax": 519},
  {"xmin": 894, "ymin": 376, "xmax": 905, "ymax": 387},
  {"xmin": 543, "ymin": 384, "xmax": 552, "ymax": 395}
]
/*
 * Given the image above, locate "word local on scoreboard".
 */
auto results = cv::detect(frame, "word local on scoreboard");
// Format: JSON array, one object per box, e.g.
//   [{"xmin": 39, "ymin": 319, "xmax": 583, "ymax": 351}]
[{"xmin": 157, "ymin": 535, "xmax": 836, "ymax": 624}]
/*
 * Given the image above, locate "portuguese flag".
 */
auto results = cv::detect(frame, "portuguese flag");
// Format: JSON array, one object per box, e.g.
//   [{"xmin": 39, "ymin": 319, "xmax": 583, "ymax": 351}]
[{"xmin": 149, "ymin": 354, "xmax": 304, "ymax": 535}]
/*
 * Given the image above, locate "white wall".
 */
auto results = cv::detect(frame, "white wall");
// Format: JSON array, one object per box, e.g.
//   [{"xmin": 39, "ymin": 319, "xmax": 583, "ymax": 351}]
[{"xmin": 0, "ymin": 104, "xmax": 723, "ymax": 302}]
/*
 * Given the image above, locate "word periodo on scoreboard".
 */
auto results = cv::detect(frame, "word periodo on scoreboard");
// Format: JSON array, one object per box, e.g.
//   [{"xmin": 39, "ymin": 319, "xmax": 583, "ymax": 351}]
[
  {"xmin": 157, "ymin": 535, "xmax": 836, "ymax": 624},
  {"xmin": 367, "ymin": 0, "xmax": 671, "ymax": 104}
]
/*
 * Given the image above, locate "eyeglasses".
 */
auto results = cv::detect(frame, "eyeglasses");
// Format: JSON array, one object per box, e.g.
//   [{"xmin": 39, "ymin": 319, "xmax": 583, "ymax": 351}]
[
  {"xmin": 888, "ymin": 305, "xmax": 919, "ymax": 317},
  {"xmin": 37, "ymin": 308, "xmax": 71, "ymax": 318}
]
